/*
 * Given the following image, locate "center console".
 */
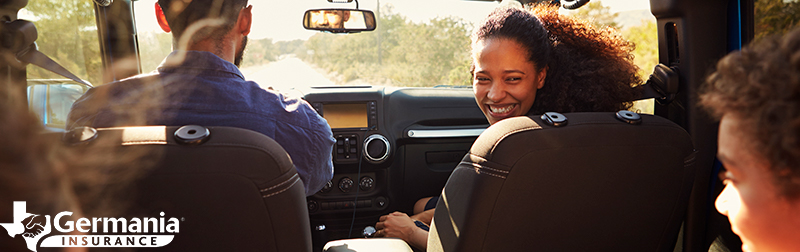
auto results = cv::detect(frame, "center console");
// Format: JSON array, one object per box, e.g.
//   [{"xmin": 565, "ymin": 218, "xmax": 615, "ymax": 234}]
[
  {"xmin": 302, "ymin": 87, "xmax": 487, "ymax": 250},
  {"xmin": 303, "ymin": 88, "xmax": 393, "ymax": 242}
]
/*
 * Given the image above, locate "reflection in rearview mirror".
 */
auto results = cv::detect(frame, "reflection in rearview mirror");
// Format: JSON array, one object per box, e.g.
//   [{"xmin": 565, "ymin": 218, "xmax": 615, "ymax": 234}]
[{"xmin": 303, "ymin": 9, "xmax": 376, "ymax": 33}]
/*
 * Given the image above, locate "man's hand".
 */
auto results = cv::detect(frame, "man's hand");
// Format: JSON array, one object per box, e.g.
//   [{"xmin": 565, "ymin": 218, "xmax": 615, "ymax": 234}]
[
  {"xmin": 375, "ymin": 212, "xmax": 416, "ymax": 239},
  {"xmin": 375, "ymin": 212, "xmax": 428, "ymax": 249}
]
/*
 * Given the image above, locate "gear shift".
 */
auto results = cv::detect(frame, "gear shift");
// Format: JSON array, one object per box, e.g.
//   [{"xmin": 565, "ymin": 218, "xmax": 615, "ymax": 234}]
[{"xmin": 362, "ymin": 226, "xmax": 376, "ymax": 238}]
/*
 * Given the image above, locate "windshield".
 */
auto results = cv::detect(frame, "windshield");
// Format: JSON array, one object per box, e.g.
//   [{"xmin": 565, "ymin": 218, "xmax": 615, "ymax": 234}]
[{"xmin": 133, "ymin": 0, "xmax": 655, "ymax": 112}]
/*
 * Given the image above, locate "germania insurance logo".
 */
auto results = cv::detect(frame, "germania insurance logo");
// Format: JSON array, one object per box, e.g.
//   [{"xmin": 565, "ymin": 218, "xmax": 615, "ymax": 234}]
[{"xmin": 1, "ymin": 201, "xmax": 179, "ymax": 252}]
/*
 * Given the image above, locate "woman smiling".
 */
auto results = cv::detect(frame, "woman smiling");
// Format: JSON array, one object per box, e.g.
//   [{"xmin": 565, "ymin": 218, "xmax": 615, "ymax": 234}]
[
  {"xmin": 472, "ymin": 5, "xmax": 641, "ymax": 124},
  {"xmin": 375, "ymin": 4, "xmax": 643, "ymax": 249}
]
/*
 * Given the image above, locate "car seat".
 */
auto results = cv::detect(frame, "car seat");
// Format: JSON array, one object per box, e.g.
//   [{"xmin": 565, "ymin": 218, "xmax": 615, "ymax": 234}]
[
  {"xmin": 427, "ymin": 112, "xmax": 696, "ymax": 251},
  {"xmin": 61, "ymin": 125, "xmax": 311, "ymax": 251}
]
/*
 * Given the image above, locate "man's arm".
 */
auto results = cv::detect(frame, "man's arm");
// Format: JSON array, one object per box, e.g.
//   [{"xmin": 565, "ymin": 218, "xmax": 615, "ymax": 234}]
[
  {"xmin": 277, "ymin": 105, "xmax": 335, "ymax": 196},
  {"xmin": 411, "ymin": 209, "xmax": 435, "ymax": 226},
  {"xmin": 66, "ymin": 88, "xmax": 101, "ymax": 129}
]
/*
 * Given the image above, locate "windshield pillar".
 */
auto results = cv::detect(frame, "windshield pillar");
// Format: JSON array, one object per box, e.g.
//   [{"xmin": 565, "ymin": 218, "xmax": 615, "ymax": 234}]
[{"xmin": 93, "ymin": 0, "xmax": 141, "ymax": 84}]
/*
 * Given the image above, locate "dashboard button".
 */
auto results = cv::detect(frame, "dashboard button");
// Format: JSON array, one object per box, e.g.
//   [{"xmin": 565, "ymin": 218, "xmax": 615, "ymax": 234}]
[
  {"xmin": 342, "ymin": 201, "xmax": 354, "ymax": 209},
  {"xmin": 375, "ymin": 197, "xmax": 387, "ymax": 208},
  {"xmin": 308, "ymin": 201, "xmax": 319, "ymax": 212}
]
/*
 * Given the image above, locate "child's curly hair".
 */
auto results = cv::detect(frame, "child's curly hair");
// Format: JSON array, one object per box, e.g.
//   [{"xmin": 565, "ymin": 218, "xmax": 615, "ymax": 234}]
[{"xmin": 701, "ymin": 27, "xmax": 800, "ymax": 199}]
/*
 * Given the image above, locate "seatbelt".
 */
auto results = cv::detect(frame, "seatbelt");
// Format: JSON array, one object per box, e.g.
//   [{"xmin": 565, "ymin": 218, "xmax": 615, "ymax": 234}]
[
  {"xmin": 2, "ymin": 19, "xmax": 93, "ymax": 87},
  {"xmin": 638, "ymin": 64, "xmax": 679, "ymax": 105},
  {"xmin": 17, "ymin": 43, "xmax": 93, "ymax": 87}
]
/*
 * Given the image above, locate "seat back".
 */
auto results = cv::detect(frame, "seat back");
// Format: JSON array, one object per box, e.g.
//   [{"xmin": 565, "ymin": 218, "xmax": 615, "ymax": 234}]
[
  {"xmin": 66, "ymin": 125, "xmax": 311, "ymax": 251},
  {"xmin": 428, "ymin": 112, "xmax": 696, "ymax": 252}
]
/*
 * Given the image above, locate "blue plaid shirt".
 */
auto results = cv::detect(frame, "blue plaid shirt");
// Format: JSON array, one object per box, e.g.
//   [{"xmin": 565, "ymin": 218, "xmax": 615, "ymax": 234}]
[{"xmin": 67, "ymin": 51, "xmax": 335, "ymax": 195}]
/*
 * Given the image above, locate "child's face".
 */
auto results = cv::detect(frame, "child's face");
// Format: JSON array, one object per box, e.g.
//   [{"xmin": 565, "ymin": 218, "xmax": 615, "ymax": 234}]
[{"xmin": 715, "ymin": 115, "xmax": 800, "ymax": 252}]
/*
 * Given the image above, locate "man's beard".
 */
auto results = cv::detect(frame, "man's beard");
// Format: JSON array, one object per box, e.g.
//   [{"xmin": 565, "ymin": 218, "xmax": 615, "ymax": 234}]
[{"xmin": 234, "ymin": 36, "xmax": 248, "ymax": 67}]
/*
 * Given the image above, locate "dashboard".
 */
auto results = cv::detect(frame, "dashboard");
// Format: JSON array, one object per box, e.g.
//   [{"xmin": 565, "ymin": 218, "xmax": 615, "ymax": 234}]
[{"xmin": 302, "ymin": 86, "xmax": 488, "ymax": 245}]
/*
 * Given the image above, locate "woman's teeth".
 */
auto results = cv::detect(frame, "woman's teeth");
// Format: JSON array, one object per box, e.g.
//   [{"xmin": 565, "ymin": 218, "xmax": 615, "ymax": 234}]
[{"xmin": 489, "ymin": 104, "xmax": 515, "ymax": 114}]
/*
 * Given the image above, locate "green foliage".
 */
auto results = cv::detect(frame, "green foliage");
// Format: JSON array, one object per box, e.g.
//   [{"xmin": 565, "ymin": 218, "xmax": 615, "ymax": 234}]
[
  {"xmin": 622, "ymin": 20, "xmax": 658, "ymax": 115},
  {"xmin": 303, "ymin": 7, "xmax": 472, "ymax": 87},
  {"xmin": 755, "ymin": 0, "xmax": 800, "ymax": 40},
  {"xmin": 138, "ymin": 32, "xmax": 173, "ymax": 73},
  {"xmin": 240, "ymin": 38, "xmax": 278, "ymax": 68},
  {"xmin": 623, "ymin": 21, "xmax": 658, "ymax": 79},
  {"xmin": 23, "ymin": 0, "xmax": 102, "ymax": 86},
  {"xmin": 571, "ymin": 1, "xmax": 620, "ymax": 30},
  {"xmin": 275, "ymin": 40, "xmax": 309, "ymax": 58},
  {"xmin": 235, "ymin": 39, "xmax": 308, "ymax": 68}
]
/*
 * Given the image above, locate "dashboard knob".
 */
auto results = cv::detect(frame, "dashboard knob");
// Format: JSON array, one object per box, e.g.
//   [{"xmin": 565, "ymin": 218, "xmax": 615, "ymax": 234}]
[
  {"xmin": 339, "ymin": 177, "xmax": 354, "ymax": 192},
  {"xmin": 359, "ymin": 176, "xmax": 374, "ymax": 191},
  {"xmin": 363, "ymin": 134, "xmax": 390, "ymax": 164}
]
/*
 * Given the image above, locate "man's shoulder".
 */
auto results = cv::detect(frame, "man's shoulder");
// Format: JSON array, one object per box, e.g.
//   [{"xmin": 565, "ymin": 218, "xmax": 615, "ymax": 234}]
[
  {"xmin": 248, "ymin": 88, "xmax": 320, "ymax": 117},
  {"xmin": 67, "ymin": 72, "xmax": 163, "ymax": 125},
  {"xmin": 86, "ymin": 72, "xmax": 161, "ymax": 94}
]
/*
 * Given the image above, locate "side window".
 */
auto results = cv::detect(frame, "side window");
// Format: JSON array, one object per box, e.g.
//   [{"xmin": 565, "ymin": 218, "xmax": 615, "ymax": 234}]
[
  {"xmin": 21, "ymin": 1, "xmax": 101, "ymax": 84},
  {"xmin": 754, "ymin": 0, "xmax": 800, "ymax": 40},
  {"xmin": 19, "ymin": 1, "xmax": 100, "ymax": 130}
]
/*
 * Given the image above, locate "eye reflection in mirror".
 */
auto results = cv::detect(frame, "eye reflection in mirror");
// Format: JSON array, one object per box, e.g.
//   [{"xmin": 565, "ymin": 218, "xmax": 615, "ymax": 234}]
[{"xmin": 303, "ymin": 9, "xmax": 376, "ymax": 33}]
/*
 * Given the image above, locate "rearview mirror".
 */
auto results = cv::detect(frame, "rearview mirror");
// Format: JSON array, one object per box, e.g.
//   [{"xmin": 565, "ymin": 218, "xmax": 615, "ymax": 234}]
[{"xmin": 303, "ymin": 9, "xmax": 376, "ymax": 33}]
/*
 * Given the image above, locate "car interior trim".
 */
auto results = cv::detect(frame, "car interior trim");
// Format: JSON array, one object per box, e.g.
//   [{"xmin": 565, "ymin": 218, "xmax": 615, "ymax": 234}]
[
  {"xmin": 261, "ymin": 173, "xmax": 300, "ymax": 193},
  {"xmin": 262, "ymin": 175, "xmax": 302, "ymax": 198},
  {"xmin": 458, "ymin": 162, "xmax": 508, "ymax": 179},
  {"xmin": 406, "ymin": 128, "xmax": 486, "ymax": 138}
]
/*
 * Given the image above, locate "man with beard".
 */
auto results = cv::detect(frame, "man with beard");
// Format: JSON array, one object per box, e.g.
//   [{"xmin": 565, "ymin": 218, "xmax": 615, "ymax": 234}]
[
  {"xmin": 311, "ymin": 10, "xmax": 350, "ymax": 29},
  {"xmin": 67, "ymin": 0, "xmax": 335, "ymax": 196}
]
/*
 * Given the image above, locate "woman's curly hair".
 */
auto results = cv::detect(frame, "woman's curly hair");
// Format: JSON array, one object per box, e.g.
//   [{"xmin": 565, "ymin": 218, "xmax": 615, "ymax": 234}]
[
  {"xmin": 471, "ymin": 5, "xmax": 641, "ymax": 115},
  {"xmin": 701, "ymin": 27, "xmax": 800, "ymax": 199}
]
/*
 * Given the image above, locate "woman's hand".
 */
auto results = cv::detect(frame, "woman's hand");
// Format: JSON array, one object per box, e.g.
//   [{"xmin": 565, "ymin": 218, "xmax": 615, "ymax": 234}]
[{"xmin": 375, "ymin": 211, "xmax": 428, "ymax": 249}]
